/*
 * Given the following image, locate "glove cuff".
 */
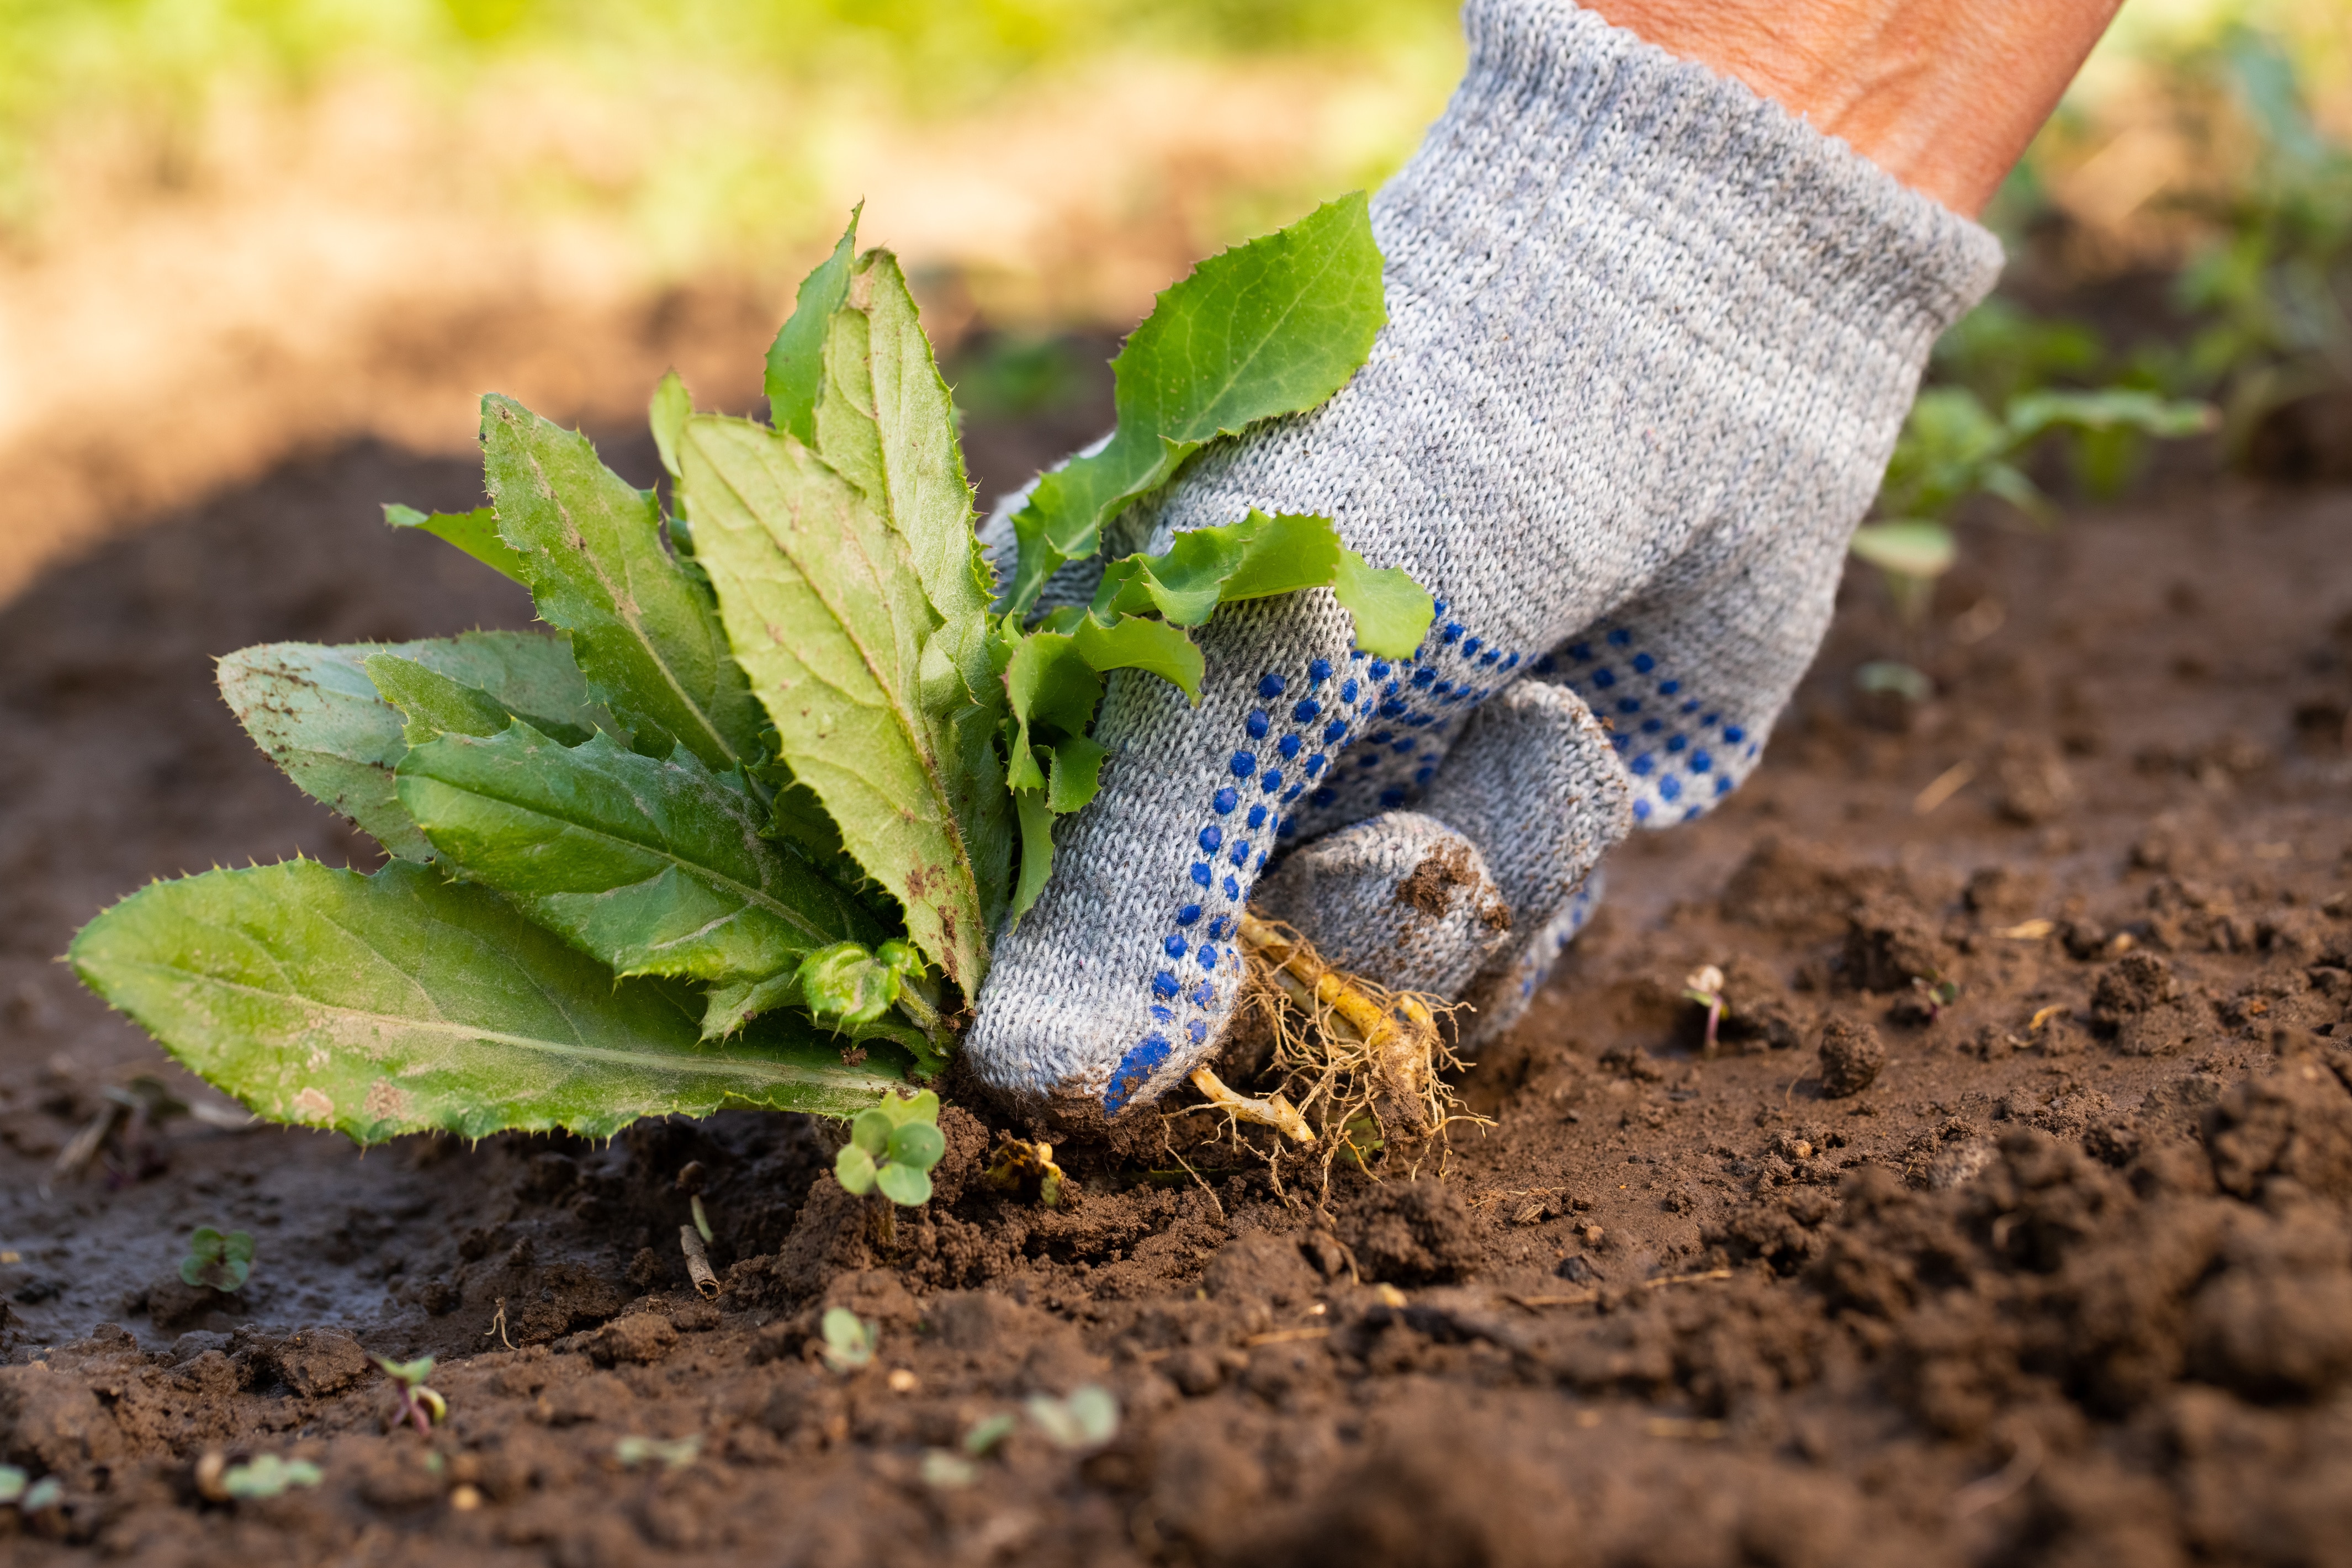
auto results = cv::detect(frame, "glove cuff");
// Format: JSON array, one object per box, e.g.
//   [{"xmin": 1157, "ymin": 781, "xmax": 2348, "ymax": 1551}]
[{"xmin": 1412, "ymin": 0, "xmax": 2003, "ymax": 375}]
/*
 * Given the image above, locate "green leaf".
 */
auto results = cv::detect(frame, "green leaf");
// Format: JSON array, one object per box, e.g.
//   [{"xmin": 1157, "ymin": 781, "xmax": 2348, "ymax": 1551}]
[
  {"xmin": 1094, "ymin": 510, "xmax": 1338, "ymax": 626},
  {"xmin": 1010, "ymin": 788, "xmax": 1056, "ymax": 921},
  {"xmin": 835, "ymin": 1141, "xmax": 878, "ymax": 1194},
  {"xmin": 810, "ymin": 246, "xmax": 1014, "ymax": 927},
  {"xmin": 820, "ymin": 1307, "xmax": 875, "ymax": 1369},
  {"xmin": 796, "ymin": 940, "xmax": 904, "ymax": 1025},
  {"xmin": 851, "ymin": 1108, "xmax": 893, "ymax": 1156},
  {"xmin": 481, "ymin": 394, "xmax": 763, "ymax": 775},
  {"xmin": 1072, "ymin": 614, "xmax": 1204, "ymax": 700},
  {"xmin": 363, "ymin": 654, "xmax": 534, "ymax": 745},
  {"xmin": 1008, "ymin": 193, "xmax": 1387, "ymax": 610},
  {"xmin": 68, "ymin": 860, "xmax": 911, "ymax": 1142},
  {"xmin": 1004, "ymin": 631, "xmax": 1103, "ymax": 759},
  {"xmin": 875, "ymin": 1162, "xmax": 933, "ymax": 1206},
  {"xmin": 1848, "ymin": 521, "xmax": 1957, "ymax": 580},
  {"xmin": 649, "ymin": 370, "xmax": 691, "ymax": 480},
  {"xmin": 384, "ymin": 503, "xmax": 528, "ymax": 586},
  {"xmin": 682, "ymin": 414, "xmax": 992, "ymax": 993},
  {"xmin": 767, "ymin": 208, "xmax": 861, "ymax": 446},
  {"xmin": 1331, "ymin": 544, "xmax": 1436, "ymax": 659},
  {"xmin": 2006, "ymin": 387, "xmax": 2218, "ymax": 441},
  {"xmin": 887, "ymin": 1119, "xmax": 945, "ymax": 1172},
  {"xmin": 398, "ymin": 725, "xmax": 881, "ymax": 982},
  {"xmin": 1046, "ymin": 735, "xmax": 1107, "ymax": 814},
  {"xmin": 218, "ymin": 633, "xmax": 609, "ymax": 862}
]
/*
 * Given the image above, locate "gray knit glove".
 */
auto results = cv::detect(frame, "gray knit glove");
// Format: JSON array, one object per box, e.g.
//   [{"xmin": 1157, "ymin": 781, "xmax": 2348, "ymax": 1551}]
[{"xmin": 967, "ymin": 0, "xmax": 2000, "ymax": 1117}]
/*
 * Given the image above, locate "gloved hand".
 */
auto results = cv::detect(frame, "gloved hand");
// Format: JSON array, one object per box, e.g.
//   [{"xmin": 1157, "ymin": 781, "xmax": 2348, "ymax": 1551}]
[{"xmin": 966, "ymin": 0, "xmax": 2000, "ymax": 1118}]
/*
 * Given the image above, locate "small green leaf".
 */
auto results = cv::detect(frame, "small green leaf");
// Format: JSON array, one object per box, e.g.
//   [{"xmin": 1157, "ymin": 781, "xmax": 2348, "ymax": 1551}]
[
  {"xmin": 797, "ymin": 940, "xmax": 904, "ymax": 1025},
  {"xmin": 2006, "ymin": 387, "xmax": 2217, "ymax": 441},
  {"xmin": 819, "ymin": 1306, "xmax": 875, "ymax": 1370},
  {"xmin": 768, "ymin": 209, "xmax": 861, "ymax": 446},
  {"xmin": 875, "ymin": 1162, "xmax": 933, "ymax": 1206},
  {"xmin": 364, "ymin": 654, "xmax": 543, "ymax": 745},
  {"xmin": 222, "ymin": 1456, "xmax": 323, "ymax": 1500},
  {"xmin": 851, "ymin": 1109, "xmax": 893, "ymax": 1156},
  {"xmin": 0, "ymin": 1466, "xmax": 27, "ymax": 1506},
  {"xmin": 384, "ymin": 503, "xmax": 529, "ymax": 586},
  {"xmin": 1009, "ymin": 194, "xmax": 1388, "ymax": 610},
  {"xmin": 650, "ymin": 370, "xmax": 692, "ymax": 480},
  {"xmin": 876, "ymin": 1087, "xmax": 940, "ymax": 1127},
  {"xmin": 1848, "ymin": 521, "xmax": 1957, "ymax": 580},
  {"xmin": 1046, "ymin": 735, "xmax": 1108, "ymax": 814},
  {"xmin": 1004, "ymin": 631, "xmax": 1104, "ymax": 765},
  {"xmin": 1071, "ymin": 614, "xmax": 1204, "ymax": 700},
  {"xmin": 1010, "ymin": 788, "xmax": 1056, "ymax": 921},
  {"xmin": 483, "ymin": 394, "xmax": 764, "ymax": 775},
  {"xmin": 1330, "ymin": 545, "xmax": 1436, "ymax": 659},
  {"xmin": 1026, "ymin": 1384, "xmax": 1119, "ymax": 1449},
  {"xmin": 1094, "ymin": 510, "xmax": 1341, "ymax": 626},
  {"xmin": 399, "ymin": 726, "xmax": 882, "ymax": 982},
  {"xmin": 68, "ymin": 860, "xmax": 914, "ymax": 1141},
  {"xmin": 835, "ymin": 1140, "xmax": 878, "ymax": 1194},
  {"xmin": 219, "ymin": 633, "xmax": 608, "ymax": 862},
  {"xmin": 887, "ymin": 1119, "xmax": 945, "ymax": 1172}
]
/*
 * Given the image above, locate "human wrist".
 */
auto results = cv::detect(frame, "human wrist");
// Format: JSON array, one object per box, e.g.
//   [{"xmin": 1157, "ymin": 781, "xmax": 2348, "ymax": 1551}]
[{"xmin": 1580, "ymin": 0, "xmax": 2122, "ymax": 215}]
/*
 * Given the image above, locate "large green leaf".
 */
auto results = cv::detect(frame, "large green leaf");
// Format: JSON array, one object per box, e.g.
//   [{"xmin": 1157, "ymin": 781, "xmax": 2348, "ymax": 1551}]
[
  {"xmin": 812, "ymin": 247, "xmax": 1013, "ymax": 926},
  {"xmin": 481, "ymin": 394, "xmax": 763, "ymax": 774},
  {"xmin": 68, "ymin": 860, "xmax": 910, "ymax": 1143},
  {"xmin": 682, "ymin": 415, "xmax": 992, "ymax": 993},
  {"xmin": 218, "ymin": 632, "xmax": 609, "ymax": 862},
  {"xmin": 398, "ymin": 725, "xmax": 882, "ymax": 981},
  {"xmin": 1008, "ymin": 193, "xmax": 1387, "ymax": 611}
]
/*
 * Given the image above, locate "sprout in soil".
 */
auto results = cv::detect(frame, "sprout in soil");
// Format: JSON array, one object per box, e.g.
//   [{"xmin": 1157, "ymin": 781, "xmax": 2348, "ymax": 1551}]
[
  {"xmin": 180, "ymin": 1227, "xmax": 254, "ymax": 1293},
  {"xmin": 220, "ymin": 1454, "xmax": 323, "ymax": 1500},
  {"xmin": 981, "ymin": 1136, "xmax": 1065, "ymax": 1207},
  {"xmin": 614, "ymin": 1434, "xmax": 701, "ymax": 1473},
  {"xmin": 820, "ymin": 1307, "xmax": 876, "ymax": 1373},
  {"xmin": 835, "ymin": 1089, "xmax": 945, "ymax": 1207},
  {"xmin": 1682, "ymin": 965, "xmax": 1729, "ymax": 1058},
  {"xmin": 1025, "ymin": 1385, "xmax": 1120, "ymax": 1450},
  {"xmin": 0, "ymin": 1466, "xmax": 62, "ymax": 1514},
  {"xmin": 375, "ymin": 1355, "xmax": 447, "ymax": 1434}
]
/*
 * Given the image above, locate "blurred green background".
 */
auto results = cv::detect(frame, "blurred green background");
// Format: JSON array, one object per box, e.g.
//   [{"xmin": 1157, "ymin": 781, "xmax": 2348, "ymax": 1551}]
[{"xmin": 0, "ymin": 0, "xmax": 2344, "ymax": 602}]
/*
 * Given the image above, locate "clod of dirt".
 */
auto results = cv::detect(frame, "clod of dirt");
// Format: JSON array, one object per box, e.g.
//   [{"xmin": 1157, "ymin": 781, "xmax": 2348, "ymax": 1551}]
[
  {"xmin": 0, "ymin": 1360, "xmax": 126, "ymax": 1470},
  {"xmin": 2094, "ymin": 952, "xmax": 2184, "ymax": 1023},
  {"xmin": 587, "ymin": 1312, "xmax": 680, "ymax": 1365},
  {"xmin": 266, "ymin": 1327, "xmax": 373, "ymax": 1397},
  {"xmin": 1993, "ymin": 732, "xmax": 2077, "ymax": 824},
  {"xmin": 2203, "ymin": 1048, "xmax": 2352, "ymax": 1200},
  {"xmin": 1816, "ymin": 1016, "xmax": 1887, "ymax": 1099},
  {"xmin": 1203, "ymin": 1231, "xmax": 1322, "ymax": 1307},
  {"xmin": 1341, "ymin": 1181, "xmax": 1485, "ymax": 1285},
  {"xmin": 1965, "ymin": 865, "xmax": 2049, "ymax": 920},
  {"xmin": 1842, "ymin": 893, "xmax": 1948, "ymax": 993},
  {"xmin": 1715, "ymin": 954, "xmax": 1808, "ymax": 1051}
]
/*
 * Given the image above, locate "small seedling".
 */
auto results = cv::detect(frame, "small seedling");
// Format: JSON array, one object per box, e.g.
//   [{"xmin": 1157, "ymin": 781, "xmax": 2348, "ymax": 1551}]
[
  {"xmin": 819, "ymin": 1307, "xmax": 876, "ymax": 1372},
  {"xmin": 962, "ymin": 1412, "xmax": 1018, "ymax": 1456},
  {"xmin": 1682, "ymin": 965, "xmax": 1728, "ymax": 1058},
  {"xmin": 920, "ymin": 1449, "xmax": 979, "ymax": 1488},
  {"xmin": 180, "ymin": 1227, "xmax": 255, "ymax": 1293},
  {"xmin": 614, "ymin": 1434, "xmax": 701, "ymax": 1473},
  {"xmin": 1024, "ymin": 1385, "xmax": 1119, "ymax": 1450},
  {"xmin": 375, "ymin": 1355, "xmax": 447, "ymax": 1434},
  {"xmin": 0, "ymin": 1466, "xmax": 61, "ymax": 1513},
  {"xmin": 834, "ymin": 1089, "xmax": 946, "ymax": 1207},
  {"xmin": 221, "ymin": 1455, "xmax": 323, "ymax": 1500},
  {"xmin": 1909, "ymin": 976, "xmax": 1964, "ymax": 1025}
]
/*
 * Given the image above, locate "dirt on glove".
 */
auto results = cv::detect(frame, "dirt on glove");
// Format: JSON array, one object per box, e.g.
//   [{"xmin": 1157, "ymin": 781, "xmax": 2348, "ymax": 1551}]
[{"xmin": 2, "ymin": 426, "xmax": 2350, "ymax": 1567}]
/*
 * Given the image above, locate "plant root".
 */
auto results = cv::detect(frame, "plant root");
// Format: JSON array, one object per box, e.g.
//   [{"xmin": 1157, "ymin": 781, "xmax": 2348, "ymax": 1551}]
[
  {"xmin": 1188, "ymin": 1065, "xmax": 1314, "ymax": 1143},
  {"xmin": 1217, "ymin": 909, "xmax": 1488, "ymax": 1195}
]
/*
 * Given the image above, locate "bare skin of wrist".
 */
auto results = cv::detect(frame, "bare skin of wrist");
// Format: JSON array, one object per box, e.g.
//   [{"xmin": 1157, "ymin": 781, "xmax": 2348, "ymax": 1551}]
[{"xmin": 1585, "ymin": 0, "xmax": 2123, "ymax": 216}]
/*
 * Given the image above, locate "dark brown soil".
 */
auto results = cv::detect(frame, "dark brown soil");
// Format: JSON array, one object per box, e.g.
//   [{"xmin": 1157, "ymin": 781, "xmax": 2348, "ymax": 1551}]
[{"xmin": 3, "ymin": 414, "xmax": 2350, "ymax": 1566}]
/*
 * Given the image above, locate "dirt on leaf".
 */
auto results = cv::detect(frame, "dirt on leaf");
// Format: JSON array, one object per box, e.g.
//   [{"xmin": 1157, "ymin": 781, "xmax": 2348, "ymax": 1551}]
[{"xmin": 1, "ymin": 423, "xmax": 2350, "ymax": 1566}]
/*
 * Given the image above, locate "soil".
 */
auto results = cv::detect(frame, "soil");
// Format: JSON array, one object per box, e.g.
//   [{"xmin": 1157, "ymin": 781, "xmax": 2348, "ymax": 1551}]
[{"xmin": 2, "ymin": 407, "xmax": 2350, "ymax": 1566}]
